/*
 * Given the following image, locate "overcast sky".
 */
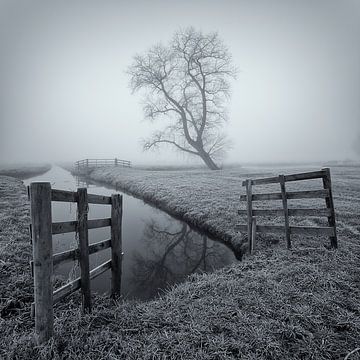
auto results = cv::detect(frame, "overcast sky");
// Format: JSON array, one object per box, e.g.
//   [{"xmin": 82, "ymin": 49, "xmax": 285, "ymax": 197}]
[{"xmin": 0, "ymin": 0, "xmax": 359, "ymax": 165}]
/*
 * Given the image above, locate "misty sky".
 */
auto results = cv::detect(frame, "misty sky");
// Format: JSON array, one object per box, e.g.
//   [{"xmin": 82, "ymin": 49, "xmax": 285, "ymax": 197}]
[{"xmin": 0, "ymin": 0, "xmax": 359, "ymax": 165}]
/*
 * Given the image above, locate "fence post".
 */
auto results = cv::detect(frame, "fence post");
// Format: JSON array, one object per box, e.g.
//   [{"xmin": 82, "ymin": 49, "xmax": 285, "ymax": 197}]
[
  {"xmin": 245, "ymin": 179, "xmax": 253, "ymax": 252},
  {"xmin": 29, "ymin": 182, "xmax": 53, "ymax": 344},
  {"xmin": 322, "ymin": 168, "xmax": 338, "ymax": 248},
  {"xmin": 111, "ymin": 194, "xmax": 123, "ymax": 298},
  {"xmin": 77, "ymin": 188, "xmax": 91, "ymax": 312},
  {"xmin": 279, "ymin": 175, "xmax": 291, "ymax": 249},
  {"xmin": 115, "ymin": 158, "xmax": 118, "ymax": 166},
  {"xmin": 250, "ymin": 217, "xmax": 256, "ymax": 254}
]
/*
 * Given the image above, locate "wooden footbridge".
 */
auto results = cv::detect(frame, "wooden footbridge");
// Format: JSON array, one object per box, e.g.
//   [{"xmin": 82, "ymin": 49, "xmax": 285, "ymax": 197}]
[{"xmin": 75, "ymin": 158, "xmax": 131, "ymax": 173}]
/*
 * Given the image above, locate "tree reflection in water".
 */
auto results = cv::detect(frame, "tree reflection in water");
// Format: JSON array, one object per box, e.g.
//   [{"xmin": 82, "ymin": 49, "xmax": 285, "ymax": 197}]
[{"xmin": 130, "ymin": 218, "xmax": 234, "ymax": 299}]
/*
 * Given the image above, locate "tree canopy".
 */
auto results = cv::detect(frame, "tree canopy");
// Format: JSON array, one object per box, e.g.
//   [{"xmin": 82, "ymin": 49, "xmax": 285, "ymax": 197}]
[{"xmin": 128, "ymin": 27, "xmax": 236, "ymax": 170}]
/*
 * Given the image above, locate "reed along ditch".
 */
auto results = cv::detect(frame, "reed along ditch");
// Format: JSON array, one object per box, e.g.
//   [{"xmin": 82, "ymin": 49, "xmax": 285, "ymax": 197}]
[{"xmin": 24, "ymin": 166, "xmax": 237, "ymax": 300}]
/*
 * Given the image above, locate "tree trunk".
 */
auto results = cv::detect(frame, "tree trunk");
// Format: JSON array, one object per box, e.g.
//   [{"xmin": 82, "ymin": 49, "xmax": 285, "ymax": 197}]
[{"xmin": 197, "ymin": 149, "xmax": 219, "ymax": 170}]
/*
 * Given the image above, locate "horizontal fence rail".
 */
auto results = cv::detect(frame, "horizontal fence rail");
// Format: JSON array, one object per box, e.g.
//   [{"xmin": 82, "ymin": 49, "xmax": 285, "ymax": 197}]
[
  {"xmin": 241, "ymin": 169, "xmax": 328, "ymax": 186},
  {"xmin": 239, "ymin": 189, "xmax": 329, "ymax": 201},
  {"xmin": 29, "ymin": 183, "xmax": 123, "ymax": 344},
  {"xmin": 235, "ymin": 224, "xmax": 336, "ymax": 236},
  {"xmin": 236, "ymin": 168, "xmax": 338, "ymax": 253},
  {"xmin": 75, "ymin": 158, "xmax": 131, "ymax": 169},
  {"xmin": 51, "ymin": 218, "xmax": 111, "ymax": 234},
  {"xmin": 52, "ymin": 189, "xmax": 112, "ymax": 204},
  {"xmin": 238, "ymin": 208, "xmax": 332, "ymax": 217}
]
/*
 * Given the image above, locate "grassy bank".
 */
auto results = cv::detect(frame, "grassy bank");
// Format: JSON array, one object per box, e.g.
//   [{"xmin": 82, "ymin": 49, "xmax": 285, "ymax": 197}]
[
  {"xmin": 1, "ymin": 166, "xmax": 360, "ymax": 359},
  {"xmin": 0, "ymin": 176, "xmax": 34, "ymax": 356},
  {"xmin": 0, "ymin": 164, "xmax": 51, "ymax": 179},
  {"xmin": 74, "ymin": 165, "xmax": 360, "ymax": 258}
]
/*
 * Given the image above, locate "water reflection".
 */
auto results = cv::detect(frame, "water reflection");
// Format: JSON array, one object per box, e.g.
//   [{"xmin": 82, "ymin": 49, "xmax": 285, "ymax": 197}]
[
  {"xmin": 25, "ymin": 167, "xmax": 237, "ymax": 301},
  {"xmin": 129, "ymin": 218, "xmax": 233, "ymax": 299}
]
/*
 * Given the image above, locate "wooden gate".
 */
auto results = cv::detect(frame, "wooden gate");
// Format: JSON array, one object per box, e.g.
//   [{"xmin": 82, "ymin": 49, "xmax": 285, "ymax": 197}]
[
  {"xmin": 28, "ymin": 182, "xmax": 123, "ymax": 344},
  {"xmin": 236, "ymin": 168, "xmax": 337, "ymax": 253}
]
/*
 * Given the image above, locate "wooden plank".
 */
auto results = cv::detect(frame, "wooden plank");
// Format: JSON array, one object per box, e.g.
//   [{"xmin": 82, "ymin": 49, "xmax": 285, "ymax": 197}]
[
  {"xmin": 250, "ymin": 217, "xmax": 256, "ymax": 254},
  {"xmin": 52, "ymin": 218, "xmax": 111, "ymax": 234},
  {"xmin": 238, "ymin": 208, "xmax": 331, "ymax": 217},
  {"xmin": 245, "ymin": 180, "xmax": 253, "ymax": 250},
  {"xmin": 77, "ymin": 188, "xmax": 91, "ymax": 313},
  {"xmin": 53, "ymin": 277, "xmax": 81, "ymax": 305},
  {"xmin": 285, "ymin": 170, "xmax": 326, "ymax": 182},
  {"xmin": 255, "ymin": 225, "xmax": 285, "ymax": 233},
  {"xmin": 279, "ymin": 175, "xmax": 291, "ymax": 249},
  {"xmin": 290, "ymin": 226, "xmax": 335, "ymax": 236},
  {"xmin": 242, "ymin": 176, "xmax": 280, "ymax": 186},
  {"xmin": 111, "ymin": 194, "xmax": 123, "ymax": 298},
  {"xmin": 29, "ymin": 224, "xmax": 32, "ymax": 243},
  {"xmin": 90, "ymin": 259, "xmax": 112, "ymax": 280},
  {"xmin": 29, "ymin": 182, "xmax": 54, "ymax": 344},
  {"xmin": 88, "ymin": 218, "xmax": 111, "ymax": 229},
  {"xmin": 240, "ymin": 193, "xmax": 281, "ymax": 201},
  {"xmin": 52, "ymin": 239, "xmax": 111, "ymax": 266},
  {"xmin": 29, "ymin": 259, "xmax": 34, "ymax": 277},
  {"xmin": 287, "ymin": 189, "xmax": 329, "ymax": 199},
  {"xmin": 52, "ymin": 221, "xmax": 77, "ymax": 234},
  {"xmin": 288, "ymin": 208, "xmax": 331, "ymax": 217},
  {"xmin": 52, "ymin": 260, "xmax": 112, "ymax": 306},
  {"xmin": 242, "ymin": 170, "xmax": 326, "ymax": 186},
  {"xmin": 87, "ymin": 194, "xmax": 112, "ymax": 205},
  {"xmin": 322, "ymin": 168, "xmax": 338, "ymax": 248},
  {"xmin": 236, "ymin": 224, "xmax": 284, "ymax": 233},
  {"xmin": 53, "ymin": 248, "xmax": 78, "ymax": 265},
  {"xmin": 236, "ymin": 224, "xmax": 335, "ymax": 236},
  {"xmin": 240, "ymin": 189, "xmax": 329, "ymax": 201},
  {"xmin": 51, "ymin": 189, "xmax": 77, "ymax": 202},
  {"xmin": 90, "ymin": 239, "xmax": 112, "ymax": 255},
  {"xmin": 238, "ymin": 209, "xmax": 283, "ymax": 216}
]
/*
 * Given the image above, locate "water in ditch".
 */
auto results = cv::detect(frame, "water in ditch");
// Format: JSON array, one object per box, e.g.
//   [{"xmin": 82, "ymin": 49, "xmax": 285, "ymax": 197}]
[{"xmin": 24, "ymin": 165, "xmax": 237, "ymax": 300}]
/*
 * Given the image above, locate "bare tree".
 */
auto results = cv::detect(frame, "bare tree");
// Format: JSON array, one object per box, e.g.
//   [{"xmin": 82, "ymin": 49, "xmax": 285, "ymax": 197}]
[{"xmin": 128, "ymin": 27, "xmax": 236, "ymax": 170}]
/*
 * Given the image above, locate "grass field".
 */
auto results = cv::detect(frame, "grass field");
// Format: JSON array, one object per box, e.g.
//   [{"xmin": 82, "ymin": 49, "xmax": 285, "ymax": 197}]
[
  {"xmin": 78, "ymin": 164, "xmax": 360, "ymax": 258},
  {"xmin": 1, "ymin": 165, "xmax": 360, "ymax": 359},
  {"xmin": 0, "ymin": 164, "xmax": 51, "ymax": 179}
]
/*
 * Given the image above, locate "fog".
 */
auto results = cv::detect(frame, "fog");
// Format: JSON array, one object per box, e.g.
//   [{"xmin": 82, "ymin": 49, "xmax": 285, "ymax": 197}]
[{"xmin": 1, "ymin": 0, "xmax": 359, "ymax": 165}]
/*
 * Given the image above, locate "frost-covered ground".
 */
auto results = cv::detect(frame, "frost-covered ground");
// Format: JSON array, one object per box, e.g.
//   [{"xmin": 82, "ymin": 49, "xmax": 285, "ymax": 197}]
[
  {"xmin": 76, "ymin": 165, "xmax": 360, "ymax": 258},
  {"xmin": 1, "ymin": 167, "xmax": 360, "ymax": 359},
  {"xmin": 0, "ymin": 163, "xmax": 51, "ymax": 179}
]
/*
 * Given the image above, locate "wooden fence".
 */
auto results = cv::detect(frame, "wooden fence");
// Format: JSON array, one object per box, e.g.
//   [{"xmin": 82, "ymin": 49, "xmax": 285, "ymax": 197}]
[
  {"xmin": 28, "ymin": 182, "xmax": 123, "ymax": 344},
  {"xmin": 75, "ymin": 158, "xmax": 131, "ymax": 170},
  {"xmin": 236, "ymin": 168, "xmax": 337, "ymax": 253}
]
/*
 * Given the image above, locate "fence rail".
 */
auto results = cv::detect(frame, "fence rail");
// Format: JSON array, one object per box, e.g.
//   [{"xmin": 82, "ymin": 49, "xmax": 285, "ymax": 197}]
[
  {"xmin": 236, "ymin": 168, "xmax": 338, "ymax": 253},
  {"xmin": 28, "ymin": 183, "xmax": 123, "ymax": 344},
  {"xmin": 75, "ymin": 158, "xmax": 131, "ymax": 169}
]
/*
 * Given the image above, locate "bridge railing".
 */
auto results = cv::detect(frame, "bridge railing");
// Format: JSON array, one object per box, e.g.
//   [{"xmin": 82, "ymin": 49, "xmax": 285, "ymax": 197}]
[{"xmin": 75, "ymin": 158, "xmax": 131, "ymax": 169}]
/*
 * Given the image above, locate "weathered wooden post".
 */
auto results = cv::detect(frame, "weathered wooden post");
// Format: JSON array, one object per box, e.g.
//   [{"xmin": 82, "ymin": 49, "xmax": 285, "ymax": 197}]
[
  {"xmin": 77, "ymin": 188, "xmax": 91, "ymax": 312},
  {"xmin": 250, "ymin": 217, "xmax": 256, "ymax": 254},
  {"xmin": 29, "ymin": 182, "xmax": 53, "ymax": 344},
  {"xmin": 279, "ymin": 174, "xmax": 291, "ymax": 249},
  {"xmin": 111, "ymin": 194, "xmax": 123, "ymax": 298},
  {"xmin": 322, "ymin": 168, "xmax": 338, "ymax": 248},
  {"xmin": 245, "ymin": 179, "xmax": 253, "ymax": 252},
  {"xmin": 86, "ymin": 159, "xmax": 89, "ymax": 168},
  {"xmin": 115, "ymin": 158, "xmax": 118, "ymax": 166}
]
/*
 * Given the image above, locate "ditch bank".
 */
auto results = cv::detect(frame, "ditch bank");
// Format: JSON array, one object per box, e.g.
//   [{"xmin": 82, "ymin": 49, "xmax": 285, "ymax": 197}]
[
  {"xmin": 0, "ymin": 163, "xmax": 52, "ymax": 179},
  {"xmin": 72, "ymin": 166, "xmax": 248, "ymax": 259},
  {"xmin": 1, "ymin": 173, "xmax": 360, "ymax": 359}
]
